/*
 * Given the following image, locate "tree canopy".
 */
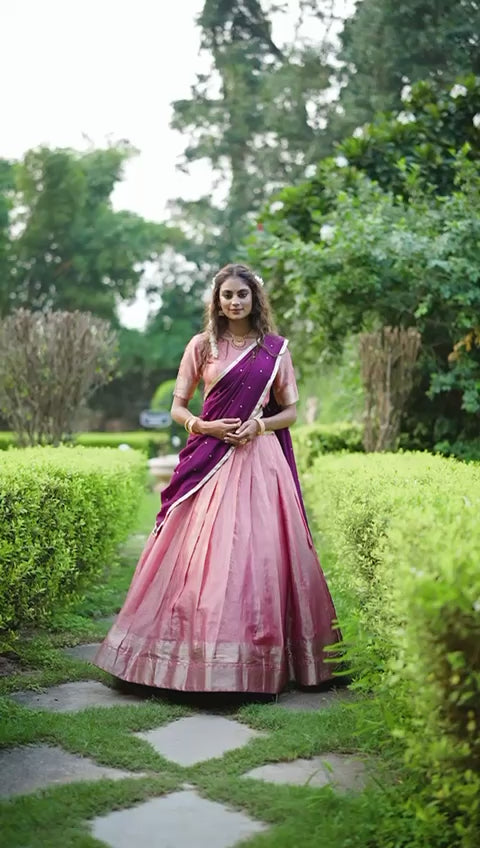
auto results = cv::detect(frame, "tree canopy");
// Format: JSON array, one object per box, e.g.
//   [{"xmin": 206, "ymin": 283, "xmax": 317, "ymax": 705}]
[{"xmin": 0, "ymin": 144, "xmax": 173, "ymax": 322}]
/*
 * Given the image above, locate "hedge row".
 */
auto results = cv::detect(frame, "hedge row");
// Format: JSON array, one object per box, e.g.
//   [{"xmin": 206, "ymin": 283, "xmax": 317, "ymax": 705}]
[
  {"xmin": 75, "ymin": 431, "xmax": 169, "ymax": 457},
  {"xmin": 0, "ymin": 431, "xmax": 170, "ymax": 457},
  {"xmin": 0, "ymin": 446, "xmax": 146, "ymax": 635},
  {"xmin": 304, "ymin": 452, "xmax": 480, "ymax": 845},
  {"xmin": 291, "ymin": 421, "xmax": 363, "ymax": 473}
]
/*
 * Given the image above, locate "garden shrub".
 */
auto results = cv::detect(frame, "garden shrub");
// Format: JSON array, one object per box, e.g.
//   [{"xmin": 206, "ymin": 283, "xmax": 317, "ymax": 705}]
[
  {"xmin": 0, "ymin": 432, "xmax": 15, "ymax": 450},
  {"xmin": 0, "ymin": 431, "xmax": 170, "ymax": 457},
  {"xmin": 291, "ymin": 421, "xmax": 363, "ymax": 474},
  {"xmin": 304, "ymin": 451, "xmax": 480, "ymax": 846},
  {"xmin": 385, "ymin": 496, "xmax": 480, "ymax": 844},
  {"xmin": 73, "ymin": 431, "xmax": 169, "ymax": 457},
  {"xmin": 0, "ymin": 446, "xmax": 146, "ymax": 634}
]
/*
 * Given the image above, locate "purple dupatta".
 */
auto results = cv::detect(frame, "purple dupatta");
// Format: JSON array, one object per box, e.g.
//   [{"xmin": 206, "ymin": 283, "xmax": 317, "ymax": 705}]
[{"xmin": 154, "ymin": 333, "xmax": 308, "ymax": 532}]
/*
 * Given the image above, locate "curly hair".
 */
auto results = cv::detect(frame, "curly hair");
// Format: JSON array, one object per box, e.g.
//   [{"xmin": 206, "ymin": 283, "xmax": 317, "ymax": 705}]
[{"xmin": 201, "ymin": 263, "xmax": 276, "ymax": 364}]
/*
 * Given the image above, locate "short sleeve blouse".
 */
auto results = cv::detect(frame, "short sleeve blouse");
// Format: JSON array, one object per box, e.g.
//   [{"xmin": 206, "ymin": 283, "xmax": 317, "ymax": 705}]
[{"xmin": 173, "ymin": 334, "xmax": 299, "ymax": 407}]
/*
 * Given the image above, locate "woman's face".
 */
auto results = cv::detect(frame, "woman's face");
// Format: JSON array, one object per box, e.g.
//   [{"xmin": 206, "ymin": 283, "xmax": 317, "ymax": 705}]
[{"xmin": 218, "ymin": 276, "xmax": 253, "ymax": 321}]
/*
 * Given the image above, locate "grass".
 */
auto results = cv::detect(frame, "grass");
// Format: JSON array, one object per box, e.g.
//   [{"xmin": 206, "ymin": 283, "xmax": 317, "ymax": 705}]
[{"xmin": 0, "ymin": 486, "xmax": 402, "ymax": 848}]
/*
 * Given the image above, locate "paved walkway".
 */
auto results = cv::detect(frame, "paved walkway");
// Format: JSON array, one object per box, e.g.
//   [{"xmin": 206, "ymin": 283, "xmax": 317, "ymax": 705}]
[{"xmin": 2, "ymin": 644, "xmax": 366, "ymax": 848}]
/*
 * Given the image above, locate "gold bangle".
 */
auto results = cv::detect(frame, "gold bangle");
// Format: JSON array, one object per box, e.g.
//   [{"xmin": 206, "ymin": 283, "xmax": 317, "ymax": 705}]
[
  {"xmin": 184, "ymin": 417, "xmax": 194, "ymax": 433},
  {"xmin": 254, "ymin": 416, "xmax": 266, "ymax": 435},
  {"xmin": 188, "ymin": 416, "xmax": 200, "ymax": 435}
]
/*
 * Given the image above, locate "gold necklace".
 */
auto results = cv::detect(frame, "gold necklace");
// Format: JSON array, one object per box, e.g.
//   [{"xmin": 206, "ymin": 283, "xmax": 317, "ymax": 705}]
[{"xmin": 225, "ymin": 330, "xmax": 254, "ymax": 349}]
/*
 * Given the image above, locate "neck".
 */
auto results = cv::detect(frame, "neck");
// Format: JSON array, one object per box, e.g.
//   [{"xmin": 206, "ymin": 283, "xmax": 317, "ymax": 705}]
[{"xmin": 227, "ymin": 318, "xmax": 252, "ymax": 337}]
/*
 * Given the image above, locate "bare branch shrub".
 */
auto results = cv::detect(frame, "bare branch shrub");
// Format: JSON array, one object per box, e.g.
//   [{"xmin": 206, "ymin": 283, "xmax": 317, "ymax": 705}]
[
  {"xmin": 360, "ymin": 326, "xmax": 421, "ymax": 452},
  {"xmin": 0, "ymin": 310, "xmax": 118, "ymax": 445}
]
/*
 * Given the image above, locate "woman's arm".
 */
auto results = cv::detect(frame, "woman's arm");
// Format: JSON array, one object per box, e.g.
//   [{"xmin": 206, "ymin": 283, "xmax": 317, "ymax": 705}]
[
  {"xmin": 171, "ymin": 397, "xmax": 241, "ymax": 440},
  {"xmin": 263, "ymin": 403, "xmax": 297, "ymax": 431}
]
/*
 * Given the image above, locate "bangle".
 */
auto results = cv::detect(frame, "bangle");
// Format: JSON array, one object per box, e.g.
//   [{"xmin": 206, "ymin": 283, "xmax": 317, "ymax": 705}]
[
  {"xmin": 254, "ymin": 416, "xmax": 266, "ymax": 435},
  {"xmin": 185, "ymin": 416, "xmax": 199, "ymax": 434}
]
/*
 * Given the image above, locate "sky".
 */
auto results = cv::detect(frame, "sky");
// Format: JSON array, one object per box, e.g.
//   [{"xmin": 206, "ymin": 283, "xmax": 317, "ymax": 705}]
[{"xmin": 1, "ymin": 0, "xmax": 354, "ymax": 327}]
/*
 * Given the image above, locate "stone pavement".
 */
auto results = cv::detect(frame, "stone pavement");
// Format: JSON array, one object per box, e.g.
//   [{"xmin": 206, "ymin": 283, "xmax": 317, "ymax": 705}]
[{"xmin": 3, "ymin": 652, "xmax": 368, "ymax": 848}]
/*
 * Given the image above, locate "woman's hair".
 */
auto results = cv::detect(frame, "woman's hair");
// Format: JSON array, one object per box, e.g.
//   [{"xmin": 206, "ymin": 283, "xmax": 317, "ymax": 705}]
[{"xmin": 201, "ymin": 263, "xmax": 276, "ymax": 364}]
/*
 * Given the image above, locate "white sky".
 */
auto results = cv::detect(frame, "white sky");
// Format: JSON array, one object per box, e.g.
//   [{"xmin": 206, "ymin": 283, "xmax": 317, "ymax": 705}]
[{"xmin": 1, "ymin": 0, "xmax": 354, "ymax": 327}]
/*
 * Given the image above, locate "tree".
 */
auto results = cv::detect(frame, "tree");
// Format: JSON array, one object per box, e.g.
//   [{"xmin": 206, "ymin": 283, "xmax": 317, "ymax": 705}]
[
  {"xmin": 0, "ymin": 310, "xmax": 117, "ymax": 445},
  {"xmin": 1, "ymin": 144, "xmax": 173, "ymax": 321},
  {"xmin": 248, "ymin": 153, "xmax": 480, "ymax": 448},
  {"xmin": 90, "ymin": 258, "xmax": 205, "ymax": 426},
  {"xmin": 170, "ymin": 0, "xmax": 332, "ymax": 273},
  {"xmin": 332, "ymin": 0, "xmax": 480, "ymax": 138},
  {"xmin": 340, "ymin": 74, "xmax": 480, "ymax": 198},
  {"xmin": 0, "ymin": 160, "xmax": 14, "ymax": 315}
]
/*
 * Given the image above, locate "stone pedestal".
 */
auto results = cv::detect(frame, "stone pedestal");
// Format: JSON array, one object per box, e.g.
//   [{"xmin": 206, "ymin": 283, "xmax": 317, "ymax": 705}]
[{"xmin": 148, "ymin": 454, "xmax": 179, "ymax": 492}]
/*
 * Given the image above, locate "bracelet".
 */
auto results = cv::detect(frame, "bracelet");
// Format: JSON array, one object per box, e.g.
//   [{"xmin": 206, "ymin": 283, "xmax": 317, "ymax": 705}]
[
  {"xmin": 253, "ymin": 416, "xmax": 266, "ymax": 435},
  {"xmin": 185, "ymin": 416, "xmax": 199, "ymax": 434}
]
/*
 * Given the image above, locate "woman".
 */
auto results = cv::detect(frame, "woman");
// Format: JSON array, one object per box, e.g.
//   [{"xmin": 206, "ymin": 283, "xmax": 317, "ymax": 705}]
[{"xmin": 94, "ymin": 264, "xmax": 340, "ymax": 693}]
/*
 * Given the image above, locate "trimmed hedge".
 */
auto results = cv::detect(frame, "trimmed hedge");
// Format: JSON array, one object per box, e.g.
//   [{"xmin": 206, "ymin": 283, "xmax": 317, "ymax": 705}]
[
  {"xmin": 304, "ymin": 451, "xmax": 480, "ymax": 845},
  {"xmin": 291, "ymin": 421, "xmax": 363, "ymax": 474},
  {"xmin": 0, "ymin": 446, "xmax": 146, "ymax": 634},
  {"xmin": 0, "ymin": 431, "xmax": 170, "ymax": 458},
  {"xmin": 0, "ymin": 432, "xmax": 15, "ymax": 450},
  {"xmin": 74, "ymin": 431, "xmax": 169, "ymax": 457}
]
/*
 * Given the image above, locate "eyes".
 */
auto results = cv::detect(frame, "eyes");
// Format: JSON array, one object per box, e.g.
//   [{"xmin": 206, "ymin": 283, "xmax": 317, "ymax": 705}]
[{"xmin": 220, "ymin": 289, "xmax": 250, "ymax": 300}]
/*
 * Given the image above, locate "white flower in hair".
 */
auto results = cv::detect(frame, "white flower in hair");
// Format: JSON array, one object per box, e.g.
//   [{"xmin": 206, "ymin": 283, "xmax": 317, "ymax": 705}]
[{"xmin": 254, "ymin": 274, "xmax": 264, "ymax": 287}]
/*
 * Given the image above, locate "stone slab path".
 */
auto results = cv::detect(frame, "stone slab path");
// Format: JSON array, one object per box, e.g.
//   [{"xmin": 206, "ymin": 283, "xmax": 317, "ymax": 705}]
[
  {"xmin": 135, "ymin": 714, "xmax": 266, "ymax": 766},
  {"xmin": 0, "ymin": 744, "xmax": 143, "ymax": 798},
  {"xmin": 244, "ymin": 752, "xmax": 369, "ymax": 792},
  {"xmin": 4, "ymin": 675, "xmax": 367, "ymax": 847},
  {"xmin": 63, "ymin": 642, "xmax": 102, "ymax": 662},
  {"xmin": 10, "ymin": 680, "xmax": 144, "ymax": 712},
  {"xmin": 91, "ymin": 789, "xmax": 268, "ymax": 848}
]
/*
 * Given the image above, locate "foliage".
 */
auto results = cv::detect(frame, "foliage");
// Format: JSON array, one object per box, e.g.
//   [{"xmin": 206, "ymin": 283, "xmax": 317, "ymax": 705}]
[
  {"xmin": 170, "ymin": 0, "xmax": 333, "ymax": 275},
  {"xmin": 0, "ymin": 430, "xmax": 170, "ymax": 457},
  {"xmin": 295, "ymin": 334, "xmax": 364, "ymax": 426},
  {"xmin": 291, "ymin": 421, "xmax": 363, "ymax": 475},
  {"xmin": 0, "ymin": 431, "xmax": 15, "ymax": 450},
  {"xmin": 303, "ymin": 450, "xmax": 480, "ymax": 845},
  {"xmin": 0, "ymin": 446, "xmax": 145, "ymax": 635},
  {"xmin": 339, "ymin": 74, "xmax": 480, "ymax": 198},
  {"xmin": 0, "ymin": 309, "xmax": 117, "ymax": 445},
  {"xmin": 249, "ymin": 152, "xmax": 480, "ymax": 447},
  {"xmin": 333, "ymin": 0, "xmax": 480, "ymax": 138},
  {"xmin": 0, "ymin": 144, "xmax": 173, "ymax": 321},
  {"xmin": 74, "ymin": 431, "xmax": 170, "ymax": 458}
]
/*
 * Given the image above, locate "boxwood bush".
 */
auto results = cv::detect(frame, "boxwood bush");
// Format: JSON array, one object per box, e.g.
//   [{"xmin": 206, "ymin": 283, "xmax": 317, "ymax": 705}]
[
  {"xmin": 0, "ymin": 446, "xmax": 146, "ymax": 634},
  {"xmin": 304, "ymin": 451, "xmax": 480, "ymax": 845},
  {"xmin": 291, "ymin": 421, "xmax": 363, "ymax": 474},
  {"xmin": 0, "ymin": 431, "xmax": 170, "ymax": 457}
]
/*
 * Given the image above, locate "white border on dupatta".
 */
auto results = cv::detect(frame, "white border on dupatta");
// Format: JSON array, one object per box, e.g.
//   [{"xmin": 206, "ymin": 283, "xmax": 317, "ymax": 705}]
[
  {"xmin": 204, "ymin": 341, "xmax": 257, "ymax": 400},
  {"xmin": 153, "ymin": 337, "xmax": 289, "ymax": 535}
]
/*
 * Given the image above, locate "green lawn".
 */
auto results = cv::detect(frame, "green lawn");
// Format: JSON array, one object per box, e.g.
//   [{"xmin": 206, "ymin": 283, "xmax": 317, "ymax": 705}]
[{"xmin": 0, "ymin": 488, "xmax": 404, "ymax": 848}]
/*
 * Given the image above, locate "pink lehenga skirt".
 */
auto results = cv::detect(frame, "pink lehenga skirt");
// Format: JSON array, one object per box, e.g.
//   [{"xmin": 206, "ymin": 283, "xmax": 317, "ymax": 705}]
[{"xmin": 94, "ymin": 433, "xmax": 340, "ymax": 693}]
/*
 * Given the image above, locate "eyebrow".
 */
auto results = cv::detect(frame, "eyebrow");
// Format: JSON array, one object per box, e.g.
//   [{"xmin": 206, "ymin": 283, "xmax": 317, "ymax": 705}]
[{"xmin": 221, "ymin": 287, "xmax": 250, "ymax": 293}]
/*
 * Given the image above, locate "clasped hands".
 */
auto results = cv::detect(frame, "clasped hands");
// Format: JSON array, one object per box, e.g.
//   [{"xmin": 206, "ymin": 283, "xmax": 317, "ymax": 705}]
[{"xmin": 202, "ymin": 417, "xmax": 261, "ymax": 445}]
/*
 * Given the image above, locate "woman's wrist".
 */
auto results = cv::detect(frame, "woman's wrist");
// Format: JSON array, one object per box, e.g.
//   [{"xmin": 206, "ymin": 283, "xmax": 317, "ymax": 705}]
[
  {"xmin": 193, "ymin": 418, "xmax": 207, "ymax": 435},
  {"xmin": 185, "ymin": 416, "xmax": 203, "ymax": 435},
  {"xmin": 253, "ymin": 416, "xmax": 266, "ymax": 435}
]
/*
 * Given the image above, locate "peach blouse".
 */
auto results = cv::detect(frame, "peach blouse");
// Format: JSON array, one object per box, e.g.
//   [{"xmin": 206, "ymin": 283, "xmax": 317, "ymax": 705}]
[{"xmin": 174, "ymin": 334, "xmax": 299, "ymax": 408}]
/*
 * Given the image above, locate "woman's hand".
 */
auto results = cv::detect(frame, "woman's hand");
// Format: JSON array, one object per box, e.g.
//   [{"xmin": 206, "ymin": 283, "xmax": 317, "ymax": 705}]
[
  {"xmin": 199, "ymin": 418, "xmax": 242, "ymax": 441},
  {"xmin": 225, "ymin": 419, "xmax": 261, "ymax": 446}
]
